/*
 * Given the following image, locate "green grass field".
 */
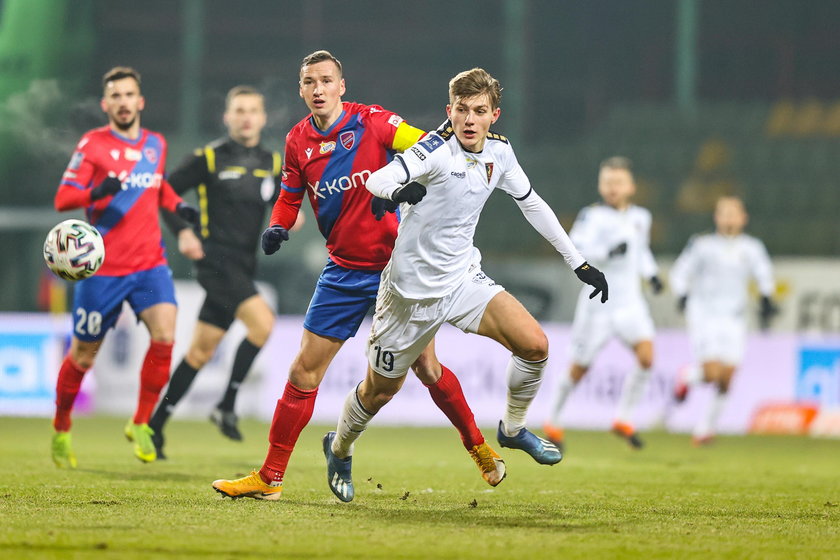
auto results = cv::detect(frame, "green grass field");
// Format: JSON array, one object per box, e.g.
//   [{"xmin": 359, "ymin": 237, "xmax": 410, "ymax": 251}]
[{"xmin": 0, "ymin": 416, "xmax": 838, "ymax": 559}]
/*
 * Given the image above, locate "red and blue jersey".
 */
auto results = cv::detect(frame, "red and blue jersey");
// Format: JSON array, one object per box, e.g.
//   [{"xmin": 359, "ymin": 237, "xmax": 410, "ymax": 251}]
[
  {"xmin": 54, "ymin": 126, "xmax": 182, "ymax": 276},
  {"xmin": 269, "ymin": 102, "xmax": 425, "ymax": 271}
]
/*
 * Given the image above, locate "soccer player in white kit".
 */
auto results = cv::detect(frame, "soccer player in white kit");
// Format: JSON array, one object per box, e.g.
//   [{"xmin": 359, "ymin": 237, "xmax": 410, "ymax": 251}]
[
  {"xmin": 670, "ymin": 196, "xmax": 777, "ymax": 446},
  {"xmin": 543, "ymin": 157, "xmax": 662, "ymax": 451},
  {"xmin": 319, "ymin": 68, "xmax": 609, "ymax": 502}
]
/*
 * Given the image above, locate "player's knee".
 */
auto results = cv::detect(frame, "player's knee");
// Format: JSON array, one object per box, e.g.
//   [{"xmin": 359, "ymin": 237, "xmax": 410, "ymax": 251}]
[
  {"xmin": 570, "ymin": 364, "xmax": 588, "ymax": 383},
  {"xmin": 288, "ymin": 358, "xmax": 324, "ymax": 391},
  {"xmin": 514, "ymin": 329, "xmax": 548, "ymax": 362},
  {"xmin": 247, "ymin": 320, "xmax": 273, "ymax": 347},
  {"xmin": 71, "ymin": 349, "xmax": 96, "ymax": 370},
  {"xmin": 186, "ymin": 346, "xmax": 214, "ymax": 369},
  {"xmin": 639, "ymin": 355, "xmax": 654, "ymax": 370}
]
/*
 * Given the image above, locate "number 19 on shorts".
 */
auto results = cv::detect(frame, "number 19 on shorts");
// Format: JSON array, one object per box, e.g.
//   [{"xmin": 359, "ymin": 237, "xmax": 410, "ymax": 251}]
[{"xmin": 372, "ymin": 345, "xmax": 395, "ymax": 372}]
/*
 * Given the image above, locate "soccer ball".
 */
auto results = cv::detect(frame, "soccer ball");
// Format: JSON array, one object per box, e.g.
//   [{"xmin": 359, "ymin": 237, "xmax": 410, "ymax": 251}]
[{"xmin": 43, "ymin": 219, "xmax": 105, "ymax": 281}]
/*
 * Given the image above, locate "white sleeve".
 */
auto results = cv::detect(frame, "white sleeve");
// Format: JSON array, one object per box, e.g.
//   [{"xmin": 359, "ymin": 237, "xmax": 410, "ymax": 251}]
[
  {"xmin": 669, "ymin": 237, "xmax": 700, "ymax": 297},
  {"xmin": 569, "ymin": 207, "xmax": 610, "ymax": 263},
  {"xmin": 749, "ymin": 238, "xmax": 775, "ymax": 297},
  {"xmin": 637, "ymin": 209, "xmax": 658, "ymax": 279},
  {"xmin": 496, "ymin": 148, "xmax": 584, "ymax": 269},
  {"xmin": 366, "ymin": 134, "xmax": 446, "ymax": 200},
  {"xmin": 515, "ymin": 190, "xmax": 585, "ymax": 269}
]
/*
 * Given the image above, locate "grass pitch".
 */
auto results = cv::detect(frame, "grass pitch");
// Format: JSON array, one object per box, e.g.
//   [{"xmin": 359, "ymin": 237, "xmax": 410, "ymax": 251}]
[{"xmin": 0, "ymin": 416, "xmax": 837, "ymax": 559}]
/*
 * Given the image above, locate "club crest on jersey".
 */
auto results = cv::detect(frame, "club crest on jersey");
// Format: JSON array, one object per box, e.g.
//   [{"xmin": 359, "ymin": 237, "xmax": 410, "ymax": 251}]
[
  {"xmin": 320, "ymin": 141, "xmax": 336, "ymax": 154},
  {"xmin": 339, "ymin": 131, "xmax": 355, "ymax": 150},
  {"xmin": 485, "ymin": 162, "xmax": 494, "ymax": 182},
  {"xmin": 124, "ymin": 148, "xmax": 142, "ymax": 162},
  {"xmin": 144, "ymin": 147, "xmax": 158, "ymax": 164}
]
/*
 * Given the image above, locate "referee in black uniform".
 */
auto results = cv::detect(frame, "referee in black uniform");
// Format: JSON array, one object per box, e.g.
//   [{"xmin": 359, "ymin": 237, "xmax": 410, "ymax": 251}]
[{"xmin": 150, "ymin": 86, "xmax": 302, "ymax": 457}]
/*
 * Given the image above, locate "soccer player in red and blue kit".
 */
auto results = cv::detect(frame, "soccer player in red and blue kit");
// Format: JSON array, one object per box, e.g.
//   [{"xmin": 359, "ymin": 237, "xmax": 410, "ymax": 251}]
[
  {"xmin": 50, "ymin": 67, "xmax": 198, "ymax": 467},
  {"xmin": 212, "ymin": 50, "xmax": 504, "ymax": 501}
]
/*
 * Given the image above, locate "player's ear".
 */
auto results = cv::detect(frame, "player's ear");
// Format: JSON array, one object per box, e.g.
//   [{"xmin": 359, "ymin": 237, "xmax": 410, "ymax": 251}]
[
  {"xmin": 491, "ymin": 107, "xmax": 501, "ymax": 123},
  {"xmin": 100, "ymin": 97, "xmax": 108, "ymax": 113},
  {"xmin": 339, "ymin": 78, "xmax": 346, "ymax": 97},
  {"xmin": 138, "ymin": 95, "xmax": 145, "ymax": 112},
  {"xmin": 445, "ymin": 104, "xmax": 452, "ymax": 119}
]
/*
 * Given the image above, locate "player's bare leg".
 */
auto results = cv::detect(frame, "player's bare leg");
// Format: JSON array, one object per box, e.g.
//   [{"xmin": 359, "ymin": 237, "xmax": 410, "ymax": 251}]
[
  {"xmin": 325, "ymin": 367, "xmax": 406, "ymax": 501},
  {"xmin": 693, "ymin": 362, "xmax": 736, "ymax": 446},
  {"xmin": 410, "ymin": 340, "xmax": 505, "ymax": 486},
  {"xmin": 125, "ymin": 303, "xmax": 176, "ymax": 462},
  {"xmin": 612, "ymin": 340, "xmax": 653, "ymax": 449},
  {"xmin": 52, "ymin": 337, "xmax": 104, "ymax": 468},
  {"xmin": 214, "ymin": 330, "xmax": 345, "ymax": 499},
  {"xmin": 209, "ymin": 295, "xmax": 275, "ymax": 441},
  {"xmin": 478, "ymin": 291, "xmax": 562, "ymax": 465},
  {"xmin": 149, "ymin": 320, "xmax": 225, "ymax": 457}
]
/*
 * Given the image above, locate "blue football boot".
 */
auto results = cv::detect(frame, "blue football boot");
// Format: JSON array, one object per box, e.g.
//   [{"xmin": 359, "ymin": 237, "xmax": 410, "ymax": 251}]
[
  {"xmin": 323, "ymin": 431, "xmax": 354, "ymax": 502},
  {"xmin": 496, "ymin": 421, "xmax": 562, "ymax": 465}
]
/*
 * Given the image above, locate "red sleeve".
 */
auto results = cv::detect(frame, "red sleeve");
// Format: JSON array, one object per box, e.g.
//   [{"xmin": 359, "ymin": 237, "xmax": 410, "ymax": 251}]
[
  {"xmin": 54, "ymin": 139, "xmax": 97, "ymax": 211},
  {"xmin": 158, "ymin": 178, "xmax": 183, "ymax": 212},
  {"xmin": 156, "ymin": 137, "xmax": 182, "ymax": 212},
  {"xmin": 55, "ymin": 184, "xmax": 93, "ymax": 211},
  {"xmin": 269, "ymin": 133, "xmax": 303, "ymax": 229}
]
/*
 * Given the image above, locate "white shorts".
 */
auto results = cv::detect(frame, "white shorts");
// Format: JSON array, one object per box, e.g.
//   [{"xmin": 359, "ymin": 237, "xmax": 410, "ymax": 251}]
[
  {"xmin": 367, "ymin": 265, "xmax": 505, "ymax": 378},
  {"xmin": 687, "ymin": 310, "xmax": 746, "ymax": 365},
  {"xmin": 569, "ymin": 292, "xmax": 655, "ymax": 366}
]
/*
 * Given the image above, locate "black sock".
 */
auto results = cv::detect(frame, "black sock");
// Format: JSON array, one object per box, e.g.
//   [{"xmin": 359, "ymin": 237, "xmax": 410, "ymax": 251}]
[
  {"xmin": 217, "ymin": 339, "xmax": 261, "ymax": 412},
  {"xmin": 149, "ymin": 359, "xmax": 200, "ymax": 430}
]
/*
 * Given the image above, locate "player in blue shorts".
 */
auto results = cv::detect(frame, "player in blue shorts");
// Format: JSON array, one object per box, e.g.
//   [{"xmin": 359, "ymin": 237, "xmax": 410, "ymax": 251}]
[
  {"xmin": 212, "ymin": 50, "xmax": 504, "ymax": 501},
  {"xmin": 51, "ymin": 66, "xmax": 198, "ymax": 466}
]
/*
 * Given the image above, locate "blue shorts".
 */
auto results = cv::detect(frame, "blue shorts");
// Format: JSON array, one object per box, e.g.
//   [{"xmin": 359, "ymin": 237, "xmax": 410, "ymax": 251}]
[
  {"xmin": 303, "ymin": 260, "xmax": 381, "ymax": 341},
  {"xmin": 71, "ymin": 265, "xmax": 177, "ymax": 341}
]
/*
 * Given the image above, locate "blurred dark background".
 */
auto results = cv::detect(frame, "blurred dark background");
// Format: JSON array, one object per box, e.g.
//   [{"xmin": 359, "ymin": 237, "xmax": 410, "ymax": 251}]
[{"xmin": 1, "ymin": 0, "xmax": 839, "ymax": 313}]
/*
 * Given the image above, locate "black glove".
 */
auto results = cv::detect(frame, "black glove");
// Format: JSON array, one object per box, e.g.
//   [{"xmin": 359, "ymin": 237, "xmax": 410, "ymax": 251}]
[
  {"xmin": 176, "ymin": 202, "xmax": 199, "ymax": 225},
  {"xmin": 649, "ymin": 275, "xmax": 663, "ymax": 295},
  {"xmin": 261, "ymin": 225, "xmax": 289, "ymax": 255},
  {"xmin": 392, "ymin": 182, "xmax": 427, "ymax": 205},
  {"xmin": 607, "ymin": 241, "xmax": 628, "ymax": 258},
  {"xmin": 371, "ymin": 196, "xmax": 399, "ymax": 221},
  {"xmin": 90, "ymin": 176, "xmax": 123, "ymax": 201},
  {"xmin": 677, "ymin": 295, "xmax": 687, "ymax": 313},
  {"xmin": 759, "ymin": 295, "xmax": 779, "ymax": 331},
  {"xmin": 574, "ymin": 262, "xmax": 608, "ymax": 303}
]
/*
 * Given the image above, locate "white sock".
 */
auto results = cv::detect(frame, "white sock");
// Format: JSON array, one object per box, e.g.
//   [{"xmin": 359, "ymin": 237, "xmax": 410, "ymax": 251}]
[
  {"xmin": 694, "ymin": 390, "xmax": 727, "ymax": 437},
  {"xmin": 615, "ymin": 367, "xmax": 652, "ymax": 424},
  {"xmin": 503, "ymin": 355, "xmax": 547, "ymax": 437},
  {"xmin": 685, "ymin": 363, "xmax": 703, "ymax": 385},
  {"xmin": 332, "ymin": 384, "xmax": 375, "ymax": 459},
  {"xmin": 548, "ymin": 370, "xmax": 576, "ymax": 426}
]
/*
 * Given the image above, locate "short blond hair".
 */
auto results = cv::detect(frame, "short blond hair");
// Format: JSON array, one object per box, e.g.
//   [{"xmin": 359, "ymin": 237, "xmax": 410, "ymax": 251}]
[
  {"xmin": 448, "ymin": 68, "xmax": 502, "ymax": 109},
  {"xmin": 225, "ymin": 85, "xmax": 263, "ymax": 110}
]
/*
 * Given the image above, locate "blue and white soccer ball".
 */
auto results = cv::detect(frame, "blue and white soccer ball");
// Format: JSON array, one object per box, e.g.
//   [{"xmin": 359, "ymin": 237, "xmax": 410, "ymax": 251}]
[{"xmin": 43, "ymin": 219, "xmax": 105, "ymax": 281}]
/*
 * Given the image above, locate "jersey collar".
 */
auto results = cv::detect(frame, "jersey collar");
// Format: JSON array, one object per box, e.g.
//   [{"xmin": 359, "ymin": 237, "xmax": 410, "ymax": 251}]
[
  {"xmin": 309, "ymin": 110, "xmax": 347, "ymax": 137},
  {"xmin": 109, "ymin": 128, "xmax": 145, "ymax": 146}
]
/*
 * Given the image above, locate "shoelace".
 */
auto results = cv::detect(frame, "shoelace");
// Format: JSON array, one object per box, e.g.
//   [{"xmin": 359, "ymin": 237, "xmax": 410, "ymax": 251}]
[{"xmin": 469, "ymin": 446, "xmax": 497, "ymax": 472}]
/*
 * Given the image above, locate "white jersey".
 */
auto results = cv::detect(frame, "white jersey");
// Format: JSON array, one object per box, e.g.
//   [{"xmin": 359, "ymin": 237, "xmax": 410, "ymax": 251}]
[
  {"xmin": 670, "ymin": 232, "xmax": 775, "ymax": 317},
  {"xmin": 569, "ymin": 203, "xmax": 657, "ymax": 307},
  {"xmin": 366, "ymin": 124, "xmax": 584, "ymax": 299}
]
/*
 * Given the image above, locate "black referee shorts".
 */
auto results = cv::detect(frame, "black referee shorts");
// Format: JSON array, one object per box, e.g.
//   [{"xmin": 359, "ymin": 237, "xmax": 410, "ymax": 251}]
[{"xmin": 195, "ymin": 252, "xmax": 258, "ymax": 330}]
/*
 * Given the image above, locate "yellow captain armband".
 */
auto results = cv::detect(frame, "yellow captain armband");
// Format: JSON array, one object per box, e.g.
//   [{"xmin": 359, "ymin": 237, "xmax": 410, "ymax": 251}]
[
  {"xmin": 272, "ymin": 152, "xmax": 282, "ymax": 176},
  {"xmin": 392, "ymin": 122, "xmax": 426, "ymax": 153}
]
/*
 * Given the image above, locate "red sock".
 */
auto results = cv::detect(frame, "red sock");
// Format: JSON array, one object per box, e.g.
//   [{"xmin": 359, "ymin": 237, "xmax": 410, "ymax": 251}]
[
  {"xmin": 53, "ymin": 355, "xmax": 89, "ymax": 432},
  {"xmin": 134, "ymin": 340, "xmax": 173, "ymax": 424},
  {"xmin": 259, "ymin": 381, "xmax": 318, "ymax": 484},
  {"xmin": 426, "ymin": 365, "xmax": 484, "ymax": 449}
]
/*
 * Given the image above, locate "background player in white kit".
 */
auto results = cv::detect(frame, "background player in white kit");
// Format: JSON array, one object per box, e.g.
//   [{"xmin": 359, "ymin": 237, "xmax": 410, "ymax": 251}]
[
  {"xmin": 320, "ymin": 68, "xmax": 608, "ymax": 502},
  {"xmin": 543, "ymin": 157, "xmax": 662, "ymax": 451},
  {"xmin": 670, "ymin": 196, "xmax": 777, "ymax": 446}
]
